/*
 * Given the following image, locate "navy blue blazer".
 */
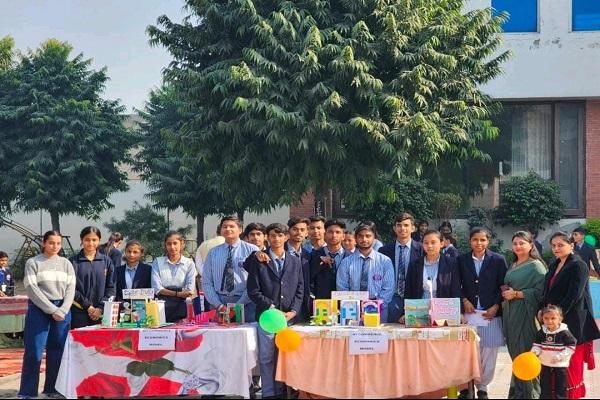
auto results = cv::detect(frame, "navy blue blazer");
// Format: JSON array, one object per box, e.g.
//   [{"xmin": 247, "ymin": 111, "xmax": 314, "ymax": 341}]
[
  {"xmin": 310, "ymin": 247, "xmax": 348, "ymax": 299},
  {"xmin": 378, "ymin": 239, "xmax": 424, "ymax": 283},
  {"xmin": 246, "ymin": 249, "xmax": 304, "ymax": 321},
  {"xmin": 458, "ymin": 250, "xmax": 508, "ymax": 313},
  {"xmin": 70, "ymin": 251, "xmax": 116, "ymax": 310},
  {"xmin": 442, "ymin": 245, "xmax": 459, "ymax": 259},
  {"xmin": 405, "ymin": 255, "xmax": 461, "ymax": 300},
  {"xmin": 541, "ymin": 254, "xmax": 600, "ymax": 344},
  {"xmin": 285, "ymin": 241, "xmax": 312, "ymax": 322},
  {"xmin": 574, "ymin": 242, "xmax": 600, "ymax": 274},
  {"xmin": 115, "ymin": 263, "xmax": 153, "ymax": 301}
]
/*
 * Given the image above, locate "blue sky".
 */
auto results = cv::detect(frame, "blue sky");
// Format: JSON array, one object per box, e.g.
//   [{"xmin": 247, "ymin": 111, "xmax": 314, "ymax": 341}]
[{"xmin": 0, "ymin": 0, "xmax": 187, "ymax": 112}]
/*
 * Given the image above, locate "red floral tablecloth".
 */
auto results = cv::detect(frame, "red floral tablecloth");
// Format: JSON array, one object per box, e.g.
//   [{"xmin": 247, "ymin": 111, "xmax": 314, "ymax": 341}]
[{"xmin": 55, "ymin": 324, "xmax": 258, "ymax": 398}]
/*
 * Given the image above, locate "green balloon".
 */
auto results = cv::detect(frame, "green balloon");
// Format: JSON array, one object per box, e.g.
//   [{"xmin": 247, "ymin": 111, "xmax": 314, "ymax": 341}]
[
  {"xmin": 259, "ymin": 309, "xmax": 287, "ymax": 334},
  {"xmin": 585, "ymin": 234, "xmax": 597, "ymax": 247}
]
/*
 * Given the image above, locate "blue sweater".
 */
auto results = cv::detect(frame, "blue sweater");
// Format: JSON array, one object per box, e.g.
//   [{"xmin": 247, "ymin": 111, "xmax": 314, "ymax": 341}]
[{"xmin": 70, "ymin": 251, "xmax": 116, "ymax": 310}]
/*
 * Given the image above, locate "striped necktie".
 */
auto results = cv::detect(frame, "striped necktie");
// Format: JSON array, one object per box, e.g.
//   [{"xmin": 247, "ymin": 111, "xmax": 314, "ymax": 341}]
[
  {"xmin": 360, "ymin": 257, "xmax": 369, "ymax": 291},
  {"xmin": 221, "ymin": 245, "xmax": 235, "ymax": 293},
  {"xmin": 397, "ymin": 245, "xmax": 407, "ymax": 297}
]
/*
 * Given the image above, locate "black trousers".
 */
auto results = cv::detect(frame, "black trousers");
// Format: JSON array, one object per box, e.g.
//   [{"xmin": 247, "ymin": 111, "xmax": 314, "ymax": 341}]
[{"xmin": 540, "ymin": 365, "xmax": 568, "ymax": 399}]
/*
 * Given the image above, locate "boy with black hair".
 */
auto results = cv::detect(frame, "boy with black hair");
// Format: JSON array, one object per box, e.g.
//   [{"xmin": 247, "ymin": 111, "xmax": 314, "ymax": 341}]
[
  {"xmin": 572, "ymin": 227, "xmax": 600, "ymax": 275},
  {"xmin": 247, "ymin": 223, "xmax": 304, "ymax": 398},
  {"xmin": 0, "ymin": 251, "xmax": 14, "ymax": 297},
  {"xmin": 310, "ymin": 219, "xmax": 348, "ymax": 299},
  {"xmin": 243, "ymin": 222, "xmax": 267, "ymax": 251},
  {"xmin": 304, "ymin": 215, "xmax": 326, "ymax": 254}
]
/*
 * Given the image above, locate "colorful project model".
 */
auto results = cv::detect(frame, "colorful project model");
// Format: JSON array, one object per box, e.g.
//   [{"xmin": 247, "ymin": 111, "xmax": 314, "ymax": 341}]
[
  {"xmin": 340, "ymin": 300, "xmax": 361, "ymax": 326},
  {"xmin": 404, "ymin": 299, "xmax": 431, "ymax": 327},
  {"xmin": 312, "ymin": 299, "xmax": 338, "ymax": 325},
  {"xmin": 362, "ymin": 299, "xmax": 383, "ymax": 327},
  {"xmin": 430, "ymin": 298, "xmax": 461, "ymax": 327}
]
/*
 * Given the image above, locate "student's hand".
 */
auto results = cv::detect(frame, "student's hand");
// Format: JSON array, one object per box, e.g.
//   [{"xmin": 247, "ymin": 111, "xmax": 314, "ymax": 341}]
[
  {"xmin": 502, "ymin": 288, "xmax": 516, "ymax": 301},
  {"xmin": 460, "ymin": 314, "xmax": 467, "ymax": 324},
  {"xmin": 552, "ymin": 355, "xmax": 564, "ymax": 364},
  {"xmin": 398, "ymin": 315, "xmax": 406, "ymax": 324},
  {"xmin": 482, "ymin": 304, "xmax": 499, "ymax": 320},
  {"xmin": 319, "ymin": 256, "xmax": 334, "ymax": 267},
  {"xmin": 52, "ymin": 313, "xmax": 65, "ymax": 322},
  {"xmin": 87, "ymin": 305, "xmax": 96, "ymax": 316},
  {"xmin": 284, "ymin": 311, "xmax": 297, "ymax": 321},
  {"xmin": 0, "ymin": 291, "xmax": 5, "ymax": 297},
  {"xmin": 90, "ymin": 307, "xmax": 102, "ymax": 320},
  {"xmin": 178, "ymin": 291, "xmax": 193, "ymax": 298},
  {"xmin": 255, "ymin": 251, "xmax": 271, "ymax": 263},
  {"xmin": 462, "ymin": 299, "xmax": 476, "ymax": 314}
]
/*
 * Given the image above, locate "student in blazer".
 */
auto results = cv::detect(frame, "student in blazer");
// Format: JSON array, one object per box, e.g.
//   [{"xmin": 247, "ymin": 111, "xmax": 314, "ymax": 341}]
[
  {"xmin": 457, "ymin": 227, "xmax": 508, "ymax": 400},
  {"xmin": 572, "ymin": 227, "xmax": 600, "ymax": 275},
  {"xmin": 310, "ymin": 219, "xmax": 348, "ymax": 299},
  {"xmin": 378, "ymin": 213, "xmax": 424, "ymax": 322},
  {"xmin": 246, "ymin": 223, "xmax": 304, "ymax": 399},
  {"xmin": 405, "ymin": 249, "xmax": 461, "ymax": 300},
  {"xmin": 115, "ymin": 241, "xmax": 152, "ymax": 302}
]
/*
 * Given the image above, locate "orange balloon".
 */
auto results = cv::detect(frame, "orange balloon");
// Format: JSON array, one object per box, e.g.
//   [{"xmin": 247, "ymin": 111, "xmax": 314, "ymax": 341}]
[
  {"xmin": 512, "ymin": 352, "xmax": 542, "ymax": 381},
  {"xmin": 275, "ymin": 328, "xmax": 302, "ymax": 352}
]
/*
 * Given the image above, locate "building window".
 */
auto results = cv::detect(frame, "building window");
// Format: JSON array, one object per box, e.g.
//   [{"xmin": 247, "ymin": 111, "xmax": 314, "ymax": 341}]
[
  {"xmin": 573, "ymin": 0, "xmax": 600, "ymax": 31},
  {"xmin": 492, "ymin": 0, "xmax": 538, "ymax": 32},
  {"xmin": 482, "ymin": 102, "xmax": 585, "ymax": 215}
]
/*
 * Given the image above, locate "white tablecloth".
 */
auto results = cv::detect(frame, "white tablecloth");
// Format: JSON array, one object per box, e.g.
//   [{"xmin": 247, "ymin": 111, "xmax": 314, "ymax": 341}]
[{"xmin": 55, "ymin": 324, "xmax": 257, "ymax": 398}]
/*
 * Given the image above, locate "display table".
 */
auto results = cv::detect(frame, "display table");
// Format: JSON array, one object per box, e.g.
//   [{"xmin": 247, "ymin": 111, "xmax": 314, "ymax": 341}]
[
  {"xmin": 0, "ymin": 295, "xmax": 28, "ymax": 333},
  {"xmin": 276, "ymin": 324, "xmax": 480, "ymax": 399},
  {"xmin": 55, "ymin": 324, "xmax": 258, "ymax": 398}
]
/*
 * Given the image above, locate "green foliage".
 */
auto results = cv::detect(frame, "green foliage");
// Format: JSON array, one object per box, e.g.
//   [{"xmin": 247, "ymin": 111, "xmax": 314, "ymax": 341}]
[
  {"xmin": 135, "ymin": 83, "xmax": 235, "ymax": 243},
  {"xmin": 104, "ymin": 202, "xmax": 192, "ymax": 260},
  {"xmin": 581, "ymin": 219, "xmax": 600, "ymax": 249},
  {"xmin": 0, "ymin": 36, "xmax": 14, "ymax": 71},
  {"xmin": 495, "ymin": 171, "xmax": 565, "ymax": 232},
  {"xmin": 148, "ymin": 0, "xmax": 510, "ymax": 207},
  {"xmin": 341, "ymin": 174, "xmax": 433, "ymax": 242},
  {"xmin": 431, "ymin": 192, "xmax": 462, "ymax": 221},
  {"xmin": 0, "ymin": 39, "xmax": 136, "ymax": 231},
  {"xmin": 466, "ymin": 207, "xmax": 492, "ymax": 230}
]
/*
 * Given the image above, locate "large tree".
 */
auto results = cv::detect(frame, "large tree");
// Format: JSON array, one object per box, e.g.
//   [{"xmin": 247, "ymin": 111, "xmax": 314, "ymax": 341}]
[
  {"xmin": 149, "ymin": 0, "xmax": 509, "ymax": 207},
  {"xmin": 135, "ymin": 84, "xmax": 234, "ymax": 244},
  {"xmin": 0, "ymin": 39, "xmax": 135, "ymax": 231}
]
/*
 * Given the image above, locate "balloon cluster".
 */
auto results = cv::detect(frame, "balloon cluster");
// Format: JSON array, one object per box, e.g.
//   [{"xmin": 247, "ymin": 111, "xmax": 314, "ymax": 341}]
[
  {"xmin": 259, "ymin": 309, "xmax": 303, "ymax": 352},
  {"xmin": 512, "ymin": 352, "xmax": 541, "ymax": 381}
]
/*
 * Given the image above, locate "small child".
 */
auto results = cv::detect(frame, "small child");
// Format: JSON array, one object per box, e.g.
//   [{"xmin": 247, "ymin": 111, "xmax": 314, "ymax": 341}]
[{"xmin": 531, "ymin": 305, "xmax": 577, "ymax": 399}]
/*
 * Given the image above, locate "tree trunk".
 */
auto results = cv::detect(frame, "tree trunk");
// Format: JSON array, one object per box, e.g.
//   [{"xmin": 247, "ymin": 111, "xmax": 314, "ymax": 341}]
[
  {"xmin": 196, "ymin": 213, "xmax": 205, "ymax": 246},
  {"xmin": 50, "ymin": 210, "xmax": 60, "ymax": 233},
  {"xmin": 237, "ymin": 209, "xmax": 245, "ymax": 224}
]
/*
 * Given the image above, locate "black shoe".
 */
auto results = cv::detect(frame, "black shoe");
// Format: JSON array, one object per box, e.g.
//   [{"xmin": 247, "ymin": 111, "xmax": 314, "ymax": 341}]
[
  {"xmin": 458, "ymin": 389, "xmax": 470, "ymax": 399},
  {"xmin": 477, "ymin": 390, "xmax": 489, "ymax": 399}
]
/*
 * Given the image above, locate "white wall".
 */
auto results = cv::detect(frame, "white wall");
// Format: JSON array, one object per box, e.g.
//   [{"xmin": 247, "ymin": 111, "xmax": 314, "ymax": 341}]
[
  {"xmin": 467, "ymin": 0, "xmax": 600, "ymax": 99},
  {"xmin": 0, "ymin": 179, "xmax": 290, "ymax": 258}
]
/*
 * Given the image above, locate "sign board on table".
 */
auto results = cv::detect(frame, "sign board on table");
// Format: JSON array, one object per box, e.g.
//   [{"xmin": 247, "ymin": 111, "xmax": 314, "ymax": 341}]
[
  {"xmin": 138, "ymin": 329, "xmax": 176, "ymax": 351},
  {"xmin": 331, "ymin": 291, "xmax": 370, "ymax": 301},
  {"xmin": 349, "ymin": 331, "xmax": 389, "ymax": 355},
  {"xmin": 122, "ymin": 288, "xmax": 155, "ymax": 299}
]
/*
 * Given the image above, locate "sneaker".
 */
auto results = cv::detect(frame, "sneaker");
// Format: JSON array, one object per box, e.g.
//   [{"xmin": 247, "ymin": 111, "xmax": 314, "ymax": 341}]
[
  {"xmin": 458, "ymin": 389, "xmax": 470, "ymax": 399},
  {"xmin": 41, "ymin": 393, "xmax": 65, "ymax": 399},
  {"xmin": 477, "ymin": 390, "xmax": 489, "ymax": 399}
]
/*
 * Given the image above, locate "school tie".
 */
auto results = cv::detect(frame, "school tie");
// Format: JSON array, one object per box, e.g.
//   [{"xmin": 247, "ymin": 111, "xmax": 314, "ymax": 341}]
[
  {"xmin": 360, "ymin": 257, "xmax": 369, "ymax": 291},
  {"xmin": 329, "ymin": 252, "xmax": 339, "ymax": 271},
  {"xmin": 397, "ymin": 245, "xmax": 407, "ymax": 297},
  {"xmin": 222, "ymin": 245, "xmax": 235, "ymax": 293},
  {"xmin": 276, "ymin": 258, "xmax": 284, "ymax": 277}
]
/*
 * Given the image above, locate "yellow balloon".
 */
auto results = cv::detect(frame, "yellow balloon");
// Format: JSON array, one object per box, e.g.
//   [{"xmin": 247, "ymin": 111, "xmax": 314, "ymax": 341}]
[
  {"xmin": 512, "ymin": 352, "xmax": 542, "ymax": 381},
  {"xmin": 275, "ymin": 328, "xmax": 302, "ymax": 352}
]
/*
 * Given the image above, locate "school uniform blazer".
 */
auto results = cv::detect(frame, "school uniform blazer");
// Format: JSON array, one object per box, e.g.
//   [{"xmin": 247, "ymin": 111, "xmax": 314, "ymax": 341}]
[
  {"xmin": 114, "ymin": 263, "xmax": 153, "ymax": 301},
  {"xmin": 405, "ymin": 255, "xmax": 461, "ymax": 300},
  {"xmin": 574, "ymin": 242, "xmax": 600, "ymax": 275},
  {"xmin": 247, "ymin": 249, "xmax": 304, "ymax": 321},
  {"xmin": 310, "ymin": 247, "xmax": 349, "ymax": 299},
  {"xmin": 458, "ymin": 250, "xmax": 508, "ymax": 314},
  {"xmin": 285, "ymin": 241, "xmax": 312, "ymax": 322},
  {"xmin": 378, "ymin": 240, "xmax": 424, "ymax": 280},
  {"xmin": 541, "ymin": 253, "xmax": 600, "ymax": 344}
]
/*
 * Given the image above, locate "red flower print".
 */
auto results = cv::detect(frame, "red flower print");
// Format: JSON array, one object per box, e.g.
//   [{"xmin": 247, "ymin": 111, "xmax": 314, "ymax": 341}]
[
  {"xmin": 76, "ymin": 372, "xmax": 130, "ymax": 397},
  {"xmin": 138, "ymin": 376, "xmax": 182, "ymax": 396}
]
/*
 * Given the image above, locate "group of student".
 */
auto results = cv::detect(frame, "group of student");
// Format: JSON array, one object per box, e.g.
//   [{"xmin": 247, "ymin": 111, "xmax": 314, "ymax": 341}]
[{"xmin": 9, "ymin": 214, "xmax": 600, "ymax": 399}]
